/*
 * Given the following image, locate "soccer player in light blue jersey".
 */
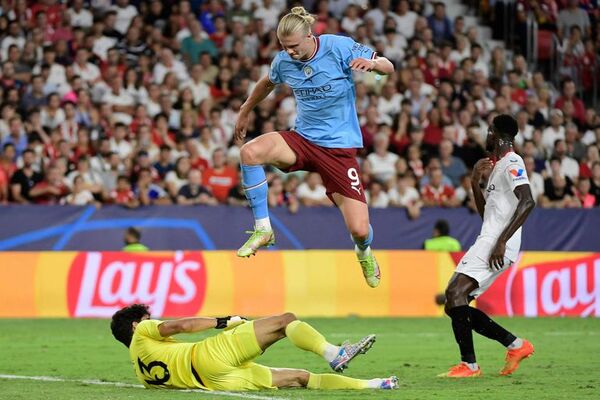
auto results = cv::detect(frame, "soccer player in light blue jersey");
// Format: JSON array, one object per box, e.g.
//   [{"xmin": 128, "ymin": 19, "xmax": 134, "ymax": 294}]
[{"xmin": 233, "ymin": 7, "xmax": 394, "ymax": 288}]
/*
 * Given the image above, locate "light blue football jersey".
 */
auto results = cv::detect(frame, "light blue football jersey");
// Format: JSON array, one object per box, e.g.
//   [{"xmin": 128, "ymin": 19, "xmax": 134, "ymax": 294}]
[{"xmin": 268, "ymin": 34, "xmax": 375, "ymax": 148}]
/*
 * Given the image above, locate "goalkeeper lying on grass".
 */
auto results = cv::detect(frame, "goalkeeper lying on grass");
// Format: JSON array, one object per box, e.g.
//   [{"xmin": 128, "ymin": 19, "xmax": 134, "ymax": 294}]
[{"xmin": 111, "ymin": 304, "xmax": 398, "ymax": 391}]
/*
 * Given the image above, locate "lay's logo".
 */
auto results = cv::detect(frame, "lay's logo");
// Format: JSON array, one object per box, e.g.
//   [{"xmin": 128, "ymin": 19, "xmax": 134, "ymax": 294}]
[{"xmin": 509, "ymin": 168, "xmax": 524, "ymax": 177}]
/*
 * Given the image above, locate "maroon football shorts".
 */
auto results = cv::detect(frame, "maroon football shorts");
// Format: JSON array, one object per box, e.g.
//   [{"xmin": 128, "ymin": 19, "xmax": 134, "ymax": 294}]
[{"xmin": 279, "ymin": 130, "xmax": 366, "ymax": 204}]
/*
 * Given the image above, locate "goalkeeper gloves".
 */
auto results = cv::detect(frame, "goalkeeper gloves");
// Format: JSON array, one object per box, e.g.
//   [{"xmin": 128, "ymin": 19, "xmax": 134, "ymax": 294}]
[{"xmin": 215, "ymin": 316, "xmax": 247, "ymax": 329}]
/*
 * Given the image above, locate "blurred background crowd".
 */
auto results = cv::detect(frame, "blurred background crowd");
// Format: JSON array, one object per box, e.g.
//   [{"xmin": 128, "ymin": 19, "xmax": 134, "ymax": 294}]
[{"xmin": 0, "ymin": 0, "xmax": 598, "ymax": 219}]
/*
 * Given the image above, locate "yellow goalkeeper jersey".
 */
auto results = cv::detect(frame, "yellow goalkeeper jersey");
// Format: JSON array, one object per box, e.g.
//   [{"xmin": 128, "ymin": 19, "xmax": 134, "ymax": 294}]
[{"xmin": 129, "ymin": 319, "xmax": 206, "ymax": 389}]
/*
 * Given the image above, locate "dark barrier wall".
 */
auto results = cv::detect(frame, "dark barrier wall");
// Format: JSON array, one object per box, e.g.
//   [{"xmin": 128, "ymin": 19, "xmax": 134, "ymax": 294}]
[{"xmin": 0, "ymin": 205, "xmax": 598, "ymax": 251}]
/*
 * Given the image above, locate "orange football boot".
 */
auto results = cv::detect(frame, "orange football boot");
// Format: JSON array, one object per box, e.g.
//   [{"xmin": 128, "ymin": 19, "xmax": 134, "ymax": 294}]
[
  {"xmin": 500, "ymin": 339, "xmax": 534, "ymax": 376},
  {"xmin": 437, "ymin": 362, "xmax": 482, "ymax": 378}
]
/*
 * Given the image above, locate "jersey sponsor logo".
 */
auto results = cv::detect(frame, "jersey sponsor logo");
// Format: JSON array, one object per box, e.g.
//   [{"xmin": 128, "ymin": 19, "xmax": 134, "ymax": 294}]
[
  {"xmin": 293, "ymin": 84, "xmax": 333, "ymax": 101},
  {"xmin": 509, "ymin": 168, "xmax": 527, "ymax": 181},
  {"xmin": 509, "ymin": 168, "xmax": 527, "ymax": 182},
  {"xmin": 67, "ymin": 251, "xmax": 206, "ymax": 318},
  {"xmin": 509, "ymin": 168, "xmax": 524, "ymax": 177}
]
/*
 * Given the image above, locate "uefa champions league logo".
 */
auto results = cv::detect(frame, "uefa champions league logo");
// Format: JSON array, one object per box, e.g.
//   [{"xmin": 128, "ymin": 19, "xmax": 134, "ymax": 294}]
[{"xmin": 303, "ymin": 66, "xmax": 313, "ymax": 77}]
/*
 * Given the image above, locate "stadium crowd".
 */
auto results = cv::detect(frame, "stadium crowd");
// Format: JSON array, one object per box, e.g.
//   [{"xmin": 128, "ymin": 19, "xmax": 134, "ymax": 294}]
[{"xmin": 0, "ymin": 0, "xmax": 599, "ymax": 218}]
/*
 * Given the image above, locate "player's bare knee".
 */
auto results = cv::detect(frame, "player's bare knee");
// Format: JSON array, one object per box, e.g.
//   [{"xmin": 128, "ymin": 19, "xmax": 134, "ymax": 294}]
[
  {"xmin": 349, "ymin": 221, "xmax": 370, "ymax": 240},
  {"xmin": 296, "ymin": 370, "xmax": 310, "ymax": 387},
  {"xmin": 280, "ymin": 312, "xmax": 297, "ymax": 328},
  {"xmin": 240, "ymin": 142, "xmax": 263, "ymax": 165},
  {"xmin": 445, "ymin": 285, "xmax": 466, "ymax": 306}
]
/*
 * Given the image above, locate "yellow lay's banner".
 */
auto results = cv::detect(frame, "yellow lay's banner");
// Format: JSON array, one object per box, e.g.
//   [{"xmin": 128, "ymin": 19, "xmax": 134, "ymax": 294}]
[{"xmin": 0, "ymin": 251, "xmax": 598, "ymax": 318}]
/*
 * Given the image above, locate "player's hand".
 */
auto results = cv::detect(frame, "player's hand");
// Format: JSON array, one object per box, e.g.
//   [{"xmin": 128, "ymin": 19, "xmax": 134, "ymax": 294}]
[
  {"xmin": 349, "ymin": 58, "xmax": 375, "ymax": 72},
  {"xmin": 215, "ymin": 316, "xmax": 248, "ymax": 329},
  {"xmin": 234, "ymin": 112, "xmax": 250, "ymax": 142},
  {"xmin": 489, "ymin": 241, "xmax": 506, "ymax": 271},
  {"xmin": 472, "ymin": 158, "xmax": 493, "ymax": 181}
]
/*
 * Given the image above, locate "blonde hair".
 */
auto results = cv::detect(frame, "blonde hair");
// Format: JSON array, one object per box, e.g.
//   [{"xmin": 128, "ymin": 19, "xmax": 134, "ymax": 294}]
[{"xmin": 277, "ymin": 7, "xmax": 315, "ymax": 38}]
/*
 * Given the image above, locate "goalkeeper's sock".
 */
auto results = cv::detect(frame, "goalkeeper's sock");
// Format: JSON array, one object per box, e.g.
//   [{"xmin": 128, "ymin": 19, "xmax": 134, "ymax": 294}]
[
  {"xmin": 307, "ymin": 373, "xmax": 370, "ymax": 389},
  {"xmin": 285, "ymin": 320, "xmax": 339, "ymax": 362}
]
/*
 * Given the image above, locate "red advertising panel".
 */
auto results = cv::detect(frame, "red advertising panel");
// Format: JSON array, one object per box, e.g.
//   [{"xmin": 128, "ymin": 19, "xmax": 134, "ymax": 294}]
[
  {"xmin": 67, "ymin": 252, "xmax": 207, "ymax": 318},
  {"xmin": 477, "ymin": 254, "xmax": 599, "ymax": 317}
]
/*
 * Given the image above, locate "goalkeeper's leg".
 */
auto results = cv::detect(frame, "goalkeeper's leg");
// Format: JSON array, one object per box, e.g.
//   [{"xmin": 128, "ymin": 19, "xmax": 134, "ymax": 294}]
[
  {"xmin": 270, "ymin": 368, "xmax": 399, "ymax": 390},
  {"xmin": 253, "ymin": 313, "xmax": 375, "ymax": 371}
]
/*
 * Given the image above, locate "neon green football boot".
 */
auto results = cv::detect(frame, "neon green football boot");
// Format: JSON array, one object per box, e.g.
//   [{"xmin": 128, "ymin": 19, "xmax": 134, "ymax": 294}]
[
  {"xmin": 356, "ymin": 246, "xmax": 381, "ymax": 288},
  {"xmin": 237, "ymin": 229, "xmax": 275, "ymax": 257}
]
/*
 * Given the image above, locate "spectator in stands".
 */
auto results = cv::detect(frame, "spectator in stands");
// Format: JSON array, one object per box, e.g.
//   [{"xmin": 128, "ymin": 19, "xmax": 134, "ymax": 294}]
[
  {"xmin": 1, "ymin": 116, "xmax": 27, "ymax": 157},
  {"xmin": 137, "ymin": 167, "xmax": 171, "ymax": 205},
  {"xmin": 579, "ymin": 145, "xmax": 600, "ymax": 179},
  {"xmin": 267, "ymin": 175, "xmax": 299, "ymax": 214},
  {"xmin": 203, "ymin": 148, "xmax": 237, "ymax": 204},
  {"xmin": 366, "ymin": 180, "xmax": 390, "ymax": 209},
  {"xmin": 102, "ymin": 75, "xmax": 135, "ymax": 125},
  {"xmin": 123, "ymin": 226, "xmax": 149, "ymax": 251},
  {"xmin": 109, "ymin": 122, "xmax": 134, "ymax": 160},
  {"xmin": 29, "ymin": 165, "xmax": 69, "ymax": 204},
  {"xmin": 110, "ymin": 175, "xmax": 138, "ymax": 208},
  {"xmin": 540, "ymin": 171, "xmax": 577, "ymax": 208},
  {"xmin": 549, "ymin": 139, "xmax": 579, "ymax": 180},
  {"xmin": 454, "ymin": 174, "xmax": 477, "ymax": 213},
  {"xmin": 367, "ymin": 133, "xmax": 399, "ymax": 184},
  {"xmin": 421, "ymin": 166, "xmax": 458, "ymax": 207},
  {"xmin": 574, "ymin": 178, "xmax": 596, "ymax": 208},
  {"xmin": 66, "ymin": 156, "xmax": 103, "ymax": 197},
  {"xmin": 177, "ymin": 168, "xmax": 217, "ymax": 206},
  {"xmin": 564, "ymin": 123, "xmax": 586, "ymax": 161},
  {"xmin": 555, "ymin": 78, "xmax": 586, "ymax": 125},
  {"xmin": 395, "ymin": 0, "xmax": 418, "ymax": 39},
  {"xmin": 62, "ymin": 174, "xmax": 96, "ymax": 206},
  {"xmin": 296, "ymin": 172, "xmax": 331, "ymax": 207},
  {"xmin": 557, "ymin": 0, "xmax": 591, "ymax": 39},
  {"xmin": 423, "ymin": 219, "xmax": 462, "ymax": 251},
  {"xmin": 542, "ymin": 109, "xmax": 566, "ymax": 155},
  {"xmin": 9, "ymin": 148, "xmax": 42, "ymax": 204},
  {"xmin": 181, "ymin": 20, "xmax": 218, "ymax": 66},
  {"xmin": 20, "ymin": 75, "xmax": 47, "ymax": 114},
  {"xmin": 439, "ymin": 139, "xmax": 467, "ymax": 187},
  {"xmin": 427, "ymin": 2, "xmax": 453, "ymax": 45},
  {"xmin": 590, "ymin": 162, "xmax": 600, "ymax": 206},
  {"xmin": 388, "ymin": 172, "xmax": 422, "ymax": 219},
  {"xmin": 68, "ymin": 0, "xmax": 93, "ymax": 29},
  {"xmin": 525, "ymin": 155, "xmax": 545, "ymax": 204},
  {"xmin": 165, "ymin": 156, "xmax": 191, "ymax": 199}
]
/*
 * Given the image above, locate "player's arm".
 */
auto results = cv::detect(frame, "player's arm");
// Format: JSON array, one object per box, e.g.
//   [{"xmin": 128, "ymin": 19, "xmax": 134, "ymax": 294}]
[
  {"xmin": 158, "ymin": 316, "xmax": 246, "ymax": 337},
  {"xmin": 349, "ymin": 56, "xmax": 394, "ymax": 75},
  {"xmin": 235, "ymin": 75, "xmax": 277, "ymax": 141},
  {"xmin": 471, "ymin": 158, "xmax": 493, "ymax": 219},
  {"xmin": 489, "ymin": 184, "xmax": 535, "ymax": 271}
]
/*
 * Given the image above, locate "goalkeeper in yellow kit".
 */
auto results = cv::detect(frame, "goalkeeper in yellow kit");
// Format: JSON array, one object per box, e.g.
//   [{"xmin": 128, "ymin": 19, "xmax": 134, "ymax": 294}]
[{"xmin": 111, "ymin": 304, "xmax": 398, "ymax": 391}]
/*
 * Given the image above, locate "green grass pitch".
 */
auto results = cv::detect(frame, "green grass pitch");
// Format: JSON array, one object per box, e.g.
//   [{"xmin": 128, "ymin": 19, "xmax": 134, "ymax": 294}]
[{"xmin": 1, "ymin": 317, "xmax": 599, "ymax": 399}]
